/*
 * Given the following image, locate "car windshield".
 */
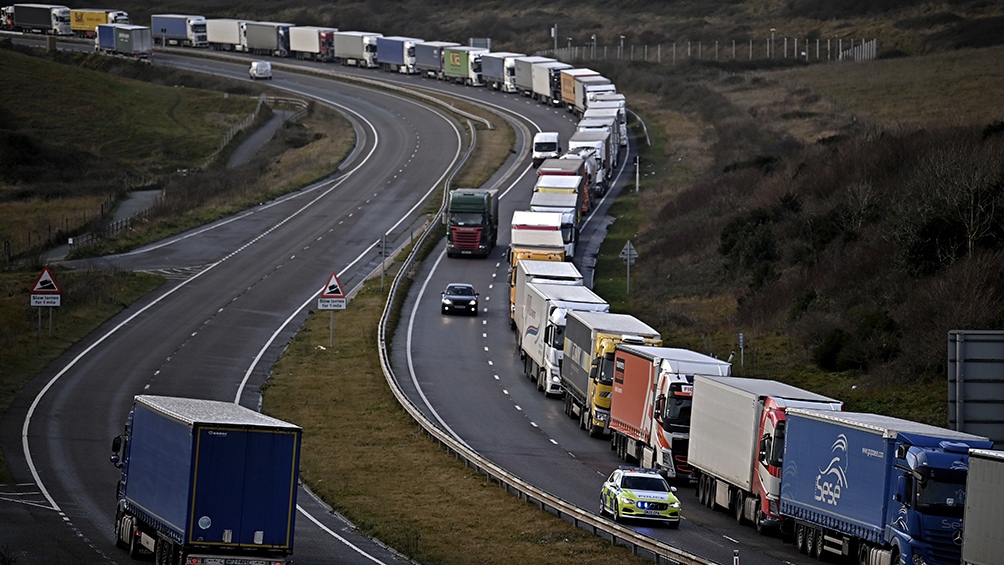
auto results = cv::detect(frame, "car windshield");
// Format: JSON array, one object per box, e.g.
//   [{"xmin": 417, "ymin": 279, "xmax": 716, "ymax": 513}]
[
  {"xmin": 622, "ymin": 476, "xmax": 668, "ymax": 492},
  {"xmin": 448, "ymin": 286, "xmax": 473, "ymax": 296}
]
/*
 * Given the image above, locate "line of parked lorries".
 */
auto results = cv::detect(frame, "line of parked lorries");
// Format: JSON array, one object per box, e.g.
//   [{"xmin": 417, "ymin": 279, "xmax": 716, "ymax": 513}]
[{"xmin": 7, "ymin": 5, "xmax": 1002, "ymax": 564}]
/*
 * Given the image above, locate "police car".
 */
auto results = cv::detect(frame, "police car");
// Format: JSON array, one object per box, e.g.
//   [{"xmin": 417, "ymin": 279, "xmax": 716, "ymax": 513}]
[{"xmin": 599, "ymin": 466, "xmax": 681, "ymax": 528}]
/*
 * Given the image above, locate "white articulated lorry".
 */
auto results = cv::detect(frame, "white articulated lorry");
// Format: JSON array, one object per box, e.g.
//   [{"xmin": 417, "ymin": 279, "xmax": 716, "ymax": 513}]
[{"xmin": 518, "ymin": 282, "xmax": 608, "ymax": 395}]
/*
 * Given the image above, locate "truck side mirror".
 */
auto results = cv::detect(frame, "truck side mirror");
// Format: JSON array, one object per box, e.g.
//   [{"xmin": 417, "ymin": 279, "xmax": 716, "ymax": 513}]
[{"xmin": 110, "ymin": 435, "xmax": 123, "ymax": 468}]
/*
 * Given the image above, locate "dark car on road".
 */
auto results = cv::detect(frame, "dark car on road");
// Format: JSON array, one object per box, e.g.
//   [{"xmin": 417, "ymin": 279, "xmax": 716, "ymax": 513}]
[{"xmin": 441, "ymin": 283, "xmax": 479, "ymax": 316}]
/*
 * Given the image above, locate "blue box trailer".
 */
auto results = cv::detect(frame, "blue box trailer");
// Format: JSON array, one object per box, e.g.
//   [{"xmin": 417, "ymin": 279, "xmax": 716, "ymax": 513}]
[
  {"xmin": 780, "ymin": 409, "xmax": 992, "ymax": 565},
  {"xmin": 111, "ymin": 395, "xmax": 301, "ymax": 564},
  {"xmin": 414, "ymin": 40, "xmax": 458, "ymax": 79},
  {"xmin": 95, "ymin": 22, "xmax": 115, "ymax": 51},
  {"xmin": 376, "ymin": 36, "xmax": 421, "ymax": 73}
]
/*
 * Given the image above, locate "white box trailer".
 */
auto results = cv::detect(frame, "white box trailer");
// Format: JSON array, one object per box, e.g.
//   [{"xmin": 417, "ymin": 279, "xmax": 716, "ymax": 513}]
[
  {"xmin": 962, "ymin": 449, "xmax": 1004, "ymax": 565},
  {"xmin": 514, "ymin": 56, "xmax": 554, "ymax": 97},
  {"xmin": 586, "ymin": 100, "xmax": 628, "ymax": 146},
  {"xmin": 333, "ymin": 30, "xmax": 381, "ymax": 67},
  {"xmin": 573, "ymin": 75, "xmax": 612, "ymax": 116},
  {"xmin": 289, "ymin": 26, "xmax": 336, "ymax": 61},
  {"xmin": 519, "ymin": 282, "xmax": 608, "ymax": 395},
  {"xmin": 532, "ymin": 61, "xmax": 572, "ymax": 105},
  {"xmin": 206, "ymin": 18, "xmax": 244, "ymax": 51}
]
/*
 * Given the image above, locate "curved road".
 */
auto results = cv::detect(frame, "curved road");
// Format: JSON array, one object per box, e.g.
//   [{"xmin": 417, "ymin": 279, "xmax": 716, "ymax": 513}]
[{"xmin": 1, "ymin": 56, "xmax": 468, "ymax": 564}]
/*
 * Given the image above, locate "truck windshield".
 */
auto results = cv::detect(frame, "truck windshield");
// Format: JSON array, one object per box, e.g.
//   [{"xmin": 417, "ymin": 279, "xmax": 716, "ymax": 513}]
[
  {"xmin": 560, "ymin": 225, "xmax": 574, "ymax": 244},
  {"xmin": 915, "ymin": 472, "xmax": 967, "ymax": 517},
  {"xmin": 449, "ymin": 212, "xmax": 485, "ymax": 226},
  {"xmin": 662, "ymin": 391, "xmax": 692, "ymax": 433},
  {"xmin": 193, "ymin": 24, "xmax": 206, "ymax": 33},
  {"xmin": 535, "ymin": 142, "xmax": 558, "ymax": 153}
]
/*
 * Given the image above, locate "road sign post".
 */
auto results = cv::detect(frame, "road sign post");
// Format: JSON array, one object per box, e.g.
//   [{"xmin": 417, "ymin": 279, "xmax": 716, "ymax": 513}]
[
  {"xmin": 318, "ymin": 272, "xmax": 347, "ymax": 347},
  {"xmin": 30, "ymin": 266, "xmax": 61, "ymax": 337},
  {"xmin": 619, "ymin": 241, "xmax": 638, "ymax": 295}
]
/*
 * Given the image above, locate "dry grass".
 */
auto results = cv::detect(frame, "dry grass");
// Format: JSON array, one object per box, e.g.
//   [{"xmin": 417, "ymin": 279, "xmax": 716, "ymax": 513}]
[{"xmin": 774, "ymin": 46, "xmax": 1004, "ymax": 129}]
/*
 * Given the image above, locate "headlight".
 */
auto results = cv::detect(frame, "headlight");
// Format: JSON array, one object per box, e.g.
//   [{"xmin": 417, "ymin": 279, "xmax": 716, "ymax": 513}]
[
  {"xmin": 468, "ymin": 300, "xmax": 477, "ymax": 306},
  {"xmin": 618, "ymin": 495, "xmax": 635, "ymax": 506},
  {"xmin": 669, "ymin": 501, "xmax": 681, "ymax": 509},
  {"xmin": 442, "ymin": 299, "xmax": 452, "ymax": 305},
  {"xmin": 550, "ymin": 375, "xmax": 561, "ymax": 383}
]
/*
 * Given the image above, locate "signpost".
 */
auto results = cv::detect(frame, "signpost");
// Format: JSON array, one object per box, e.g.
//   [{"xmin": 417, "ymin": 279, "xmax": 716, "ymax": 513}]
[
  {"xmin": 317, "ymin": 272, "xmax": 346, "ymax": 347},
  {"xmin": 619, "ymin": 240, "xmax": 638, "ymax": 295},
  {"xmin": 30, "ymin": 266, "xmax": 62, "ymax": 337}
]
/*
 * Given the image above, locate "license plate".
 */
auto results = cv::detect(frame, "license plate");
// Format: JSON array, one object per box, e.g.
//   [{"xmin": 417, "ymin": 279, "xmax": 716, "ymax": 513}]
[{"xmin": 643, "ymin": 510, "xmax": 663, "ymax": 516}]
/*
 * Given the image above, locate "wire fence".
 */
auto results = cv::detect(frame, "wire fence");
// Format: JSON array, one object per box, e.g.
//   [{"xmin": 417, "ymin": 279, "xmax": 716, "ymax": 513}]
[{"xmin": 543, "ymin": 38, "xmax": 878, "ymax": 64}]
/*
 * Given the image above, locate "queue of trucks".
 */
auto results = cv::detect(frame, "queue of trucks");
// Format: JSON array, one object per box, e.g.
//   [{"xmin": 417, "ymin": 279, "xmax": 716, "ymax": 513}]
[{"xmin": 18, "ymin": 7, "xmax": 1000, "ymax": 563}]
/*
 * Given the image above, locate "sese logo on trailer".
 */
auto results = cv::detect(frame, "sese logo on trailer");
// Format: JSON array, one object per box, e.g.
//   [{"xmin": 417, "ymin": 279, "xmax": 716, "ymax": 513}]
[{"xmin": 813, "ymin": 434, "xmax": 849, "ymax": 505}]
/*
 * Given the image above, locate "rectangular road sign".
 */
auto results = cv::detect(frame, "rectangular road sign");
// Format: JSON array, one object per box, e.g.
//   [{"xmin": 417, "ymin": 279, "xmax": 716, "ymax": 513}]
[
  {"xmin": 31, "ymin": 294, "xmax": 61, "ymax": 307},
  {"xmin": 318, "ymin": 297, "xmax": 346, "ymax": 310}
]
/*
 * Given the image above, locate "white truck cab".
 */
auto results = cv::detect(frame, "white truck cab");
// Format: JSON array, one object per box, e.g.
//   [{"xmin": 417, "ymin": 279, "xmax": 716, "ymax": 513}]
[
  {"xmin": 532, "ymin": 132, "xmax": 560, "ymax": 167},
  {"xmin": 249, "ymin": 60, "xmax": 272, "ymax": 79}
]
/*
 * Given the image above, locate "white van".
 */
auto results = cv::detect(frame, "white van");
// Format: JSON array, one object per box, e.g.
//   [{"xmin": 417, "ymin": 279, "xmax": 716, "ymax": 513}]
[
  {"xmin": 532, "ymin": 132, "xmax": 560, "ymax": 167},
  {"xmin": 249, "ymin": 61, "xmax": 272, "ymax": 80}
]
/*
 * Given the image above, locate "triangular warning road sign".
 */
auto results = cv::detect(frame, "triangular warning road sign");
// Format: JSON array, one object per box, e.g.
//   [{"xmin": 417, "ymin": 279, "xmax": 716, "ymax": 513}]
[
  {"xmin": 321, "ymin": 272, "xmax": 345, "ymax": 299},
  {"xmin": 32, "ymin": 267, "xmax": 61, "ymax": 294}
]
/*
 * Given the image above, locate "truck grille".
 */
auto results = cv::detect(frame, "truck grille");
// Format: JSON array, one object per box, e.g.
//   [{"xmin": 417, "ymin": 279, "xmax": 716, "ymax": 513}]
[
  {"xmin": 924, "ymin": 527, "xmax": 962, "ymax": 563},
  {"xmin": 451, "ymin": 227, "xmax": 483, "ymax": 250}
]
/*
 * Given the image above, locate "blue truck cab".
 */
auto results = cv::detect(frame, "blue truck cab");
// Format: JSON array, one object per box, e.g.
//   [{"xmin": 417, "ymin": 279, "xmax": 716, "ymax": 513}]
[
  {"xmin": 110, "ymin": 395, "xmax": 301, "ymax": 565},
  {"xmin": 779, "ymin": 409, "xmax": 991, "ymax": 565}
]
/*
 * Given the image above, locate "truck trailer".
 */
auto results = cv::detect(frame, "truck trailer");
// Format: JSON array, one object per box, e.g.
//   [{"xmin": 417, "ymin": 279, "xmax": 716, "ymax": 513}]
[
  {"xmin": 513, "ymin": 56, "xmax": 554, "ymax": 97},
  {"xmin": 609, "ymin": 345, "xmax": 732, "ymax": 481},
  {"xmin": 244, "ymin": 21, "xmax": 292, "ymax": 57},
  {"xmin": 415, "ymin": 41, "xmax": 459, "ymax": 79},
  {"xmin": 150, "ymin": 14, "xmax": 207, "ymax": 47},
  {"xmin": 506, "ymin": 230, "xmax": 566, "ymax": 328},
  {"xmin": 560, "ymin": 68, "xmax": 598, "ymax": 111},
  {"xmin": 333, "ymin": 30, "xmax": 381, "ymax": 68},
  {"xmin": 443, "ymin": 46, "xmax": 487, "ymax": 86},
  {"xmin": 962, "ymin": 449, "xmax": 1004, "ymax": 565},
  {"xmin": 289, "ymin": 26, "xmax": 336, "ymax": 61},
  {"xmin": 529, "ymin": 190, "xmax": 579, "ymax": 258},
  {"xmin": 376, "ymin": 36, "xmax": 422, "ymax": 73},
  {"xmin": 518, "ymin": 281, "xmax": 608, "ymax": 395},
  {"xmin": 780, "ymin": 409, "xmax": 992, "ymax": 564},
  {"xmin": 480, "ymin": 51, "xmax": 524, "ymax": 92},
  {"xmin": 206, "ymin": 18, "xmax": 245, "ymax": 51},
  {"xmin": 532, "ymin": 61, "xmax": 572, "ymax": 106},
  {"xmin": 537, "ymin": 156, "xmax": 594, "ymax": 212},
  {"xmin": 689, "ymin": 376, "xmax": 843, "ymax": 532},
  {"xmin": 445, "ymin": 188, "xmax": 498, "ymax": 258},
  {"xmin": 511, "ymin": 259, "xmax": 582, "ymax": 335},
  {"xmin": 561, "ymin": 311, "xmax": 661, "ymax": 437},
  {"xmin": 574, "ymin": 75, "xmax": 615, "ymax": 115},
  {"xmin": 70, "ymin": 8, "xmax": 127, "ymax": 37},
  {"xmin": 534, "ymin": 173, "xmax": 587, "ymax": 221},
  {"xmin": 584, "ymin": 101, "xmax": 628, "ymax": 147},
  {"xmin": 2, "ymin": 3, "xmax": 71, "ymax": 35},
  {"xmin": 95, "ymin": 23, "xmax": 152, "ymax": 58},
  {"xmin": 110, "ymin": 395, "xmax": 301, "ymax": 565},
  {"xmin": 568, "ymin": 131, "xmax": 613, "ymax": 189}
]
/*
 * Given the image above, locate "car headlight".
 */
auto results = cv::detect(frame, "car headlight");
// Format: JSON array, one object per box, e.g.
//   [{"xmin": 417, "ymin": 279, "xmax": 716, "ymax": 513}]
[
  {"xmin": 442, "ymin": 299, "xmax": 452, "ymax": 305},
  {"xmin": 669, "ymin": 501, "xmax": 681, "ymax": 509},
  {"xmin": 468, "ymin": 300, "xmax": 477, "ymax": 306},
  {"xmin": 618, "ymin": 495, "xmax": 635, "ymax": 506}
]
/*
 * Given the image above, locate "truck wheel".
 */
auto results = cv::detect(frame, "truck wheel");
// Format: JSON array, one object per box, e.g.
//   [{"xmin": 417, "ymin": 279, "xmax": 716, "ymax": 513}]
[
  {"xmin": 796, "ymin": 523, "xmax": 807, "ymax": 554},
  {"xmin": 114, "ymin": 509, "xmax": 128, "ymax": 549},
  {"xmin": 805, "ymin": 527, "xmax": 817, "ymax": 558},
  {"xmin": 855, "ymin": 542, "xmax": 870, "ymax": 565},
  {"xmin": 536, "ymin": 370, "xmax": 545, "ymax": 392},
  {"xmin": 755, "ymin": 507, "xmax": 768, "ymax": 535},
  {"xmin": 705, "ymin": 478, "xmax": 716, "ymax": 509},
  {"xmin": 734, "ymin": 491, "xmax": 746, "ymax": 523},
  {"xmin": 127, "ymin": 522, "xmax": 141, "ymax": 558}
]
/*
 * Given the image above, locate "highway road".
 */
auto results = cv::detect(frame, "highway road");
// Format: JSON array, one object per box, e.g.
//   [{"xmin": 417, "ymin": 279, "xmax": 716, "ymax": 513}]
[{"xmin": 1, "ymin": 45, "xmax": 818, "ymax": 564}]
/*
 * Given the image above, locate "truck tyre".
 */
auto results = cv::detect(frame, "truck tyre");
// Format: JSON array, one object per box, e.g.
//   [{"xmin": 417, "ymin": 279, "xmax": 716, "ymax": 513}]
[
  {"xmin": 127, "ymin": 520, "xmax": 141, "ymax": 558},
  {"xmin": 755, "ymin": 507, "xmax": 768, "ymax": 534},
  {"xmin": 536, "ymin": 370, "xmax": 545, "ymax": 392},
  {"xmin": 734, "ymin": 490, "xmax": 746, "ymax": 523},
  {"xmin": 796, "ymin": 523, "xmax": 807, "ymax": 554},
  {"xmin": 705, "ymin": 478, "xmax": 716, "ymax": 509},
  {"xmin": 805, "ymin": 526, "xmax": 818, "ymax": 559},
  {"xmin": 114, "ymin": 509, "xmax": 128, "ymax": 549}
]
